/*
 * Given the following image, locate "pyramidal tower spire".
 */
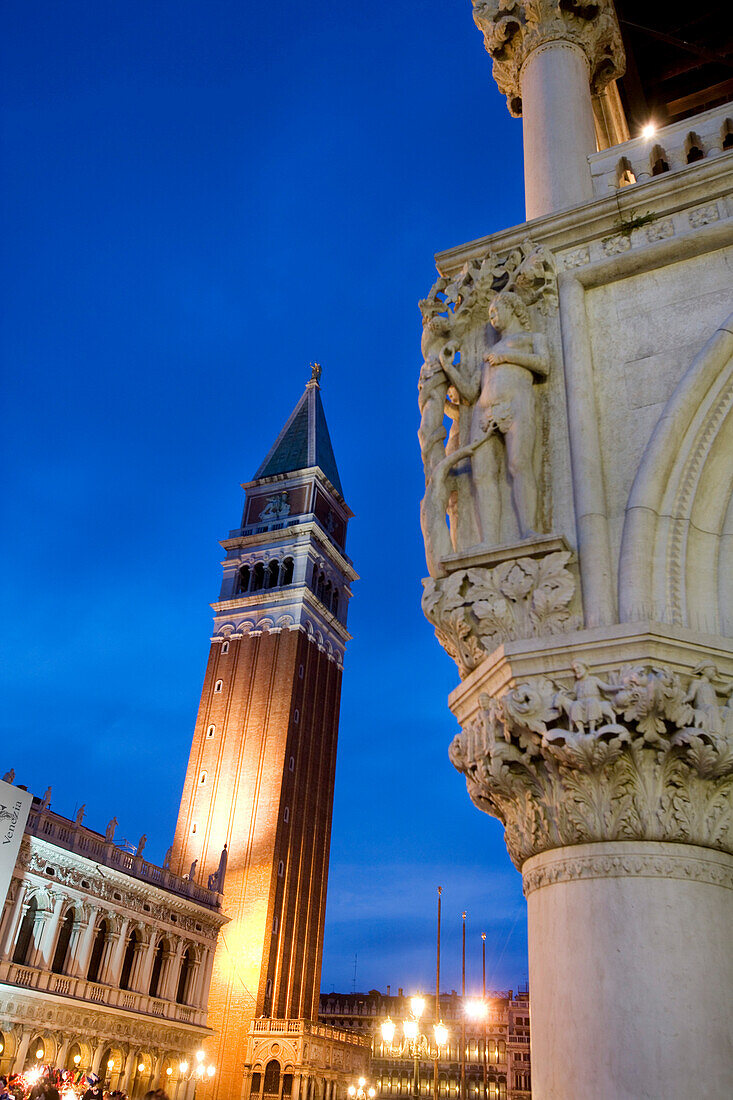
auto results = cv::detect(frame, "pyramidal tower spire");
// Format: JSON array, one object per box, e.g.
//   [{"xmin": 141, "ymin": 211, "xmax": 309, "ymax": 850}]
[{"xmin": 171, "ymin": 366, "xmax": 361, "ymax": 1100}]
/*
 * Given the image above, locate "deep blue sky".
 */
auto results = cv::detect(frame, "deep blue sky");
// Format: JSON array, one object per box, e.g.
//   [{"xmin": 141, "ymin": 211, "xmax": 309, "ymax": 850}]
[{"xmin": 2, "ymin": 2, "xmax": 527, "ymax": 997}]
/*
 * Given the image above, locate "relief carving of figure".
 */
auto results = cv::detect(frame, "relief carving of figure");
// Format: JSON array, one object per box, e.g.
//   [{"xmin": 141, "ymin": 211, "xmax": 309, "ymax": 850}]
[
  {"xmin": 472, "ymin": 292, "xmax": 549, "ymax": 540},
  {"xmin": 418, "ymin": 241, "xmax": 556, "ymax": 577},
  {"xmin": 685, "ymin": 662, "xmax": 723, "ymax": 735},
  {"xmin": 259, "ymin": 492, "xmax": 290, "ymax": 521},
  {"xmin": 556, "ymin": 661, "xmax": 618, "ymax": 732},
  {"xmin": 421, "ymin": 437, "xmax": 482, "ymax": 577}
]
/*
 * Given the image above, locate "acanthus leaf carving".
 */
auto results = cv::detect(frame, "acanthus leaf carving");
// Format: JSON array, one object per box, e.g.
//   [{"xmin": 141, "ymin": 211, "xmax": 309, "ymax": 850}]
[
  {"xmin": 471, "ymin": 0, "xmax": 625, "ymax": 117},
  {"xmin": 423, "ymin": 550, "xmax": 577, "ymax": 676},
  {"xmin": 450, "ymin": 662, "xmax": 733, "ymax": 866}
]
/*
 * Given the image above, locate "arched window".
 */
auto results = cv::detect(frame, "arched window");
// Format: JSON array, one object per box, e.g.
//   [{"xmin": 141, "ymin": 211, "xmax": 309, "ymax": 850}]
[
  {"xmin": 221, "ymin": 641, "xmax": 229, "ymax": 655},
  {"xmin": 651, "ymin": 144, "xmax": 669, "ymax": 175},
  {"xmin": 685, "ymin": 131, "xmax": 704, "ymax": 163},
  {"xmin": 722, "ymin": 118, "xmax": 733, "ymax": 150},
  {"xmin": 616, "ymin": 156, "xmax": 636, "ymax": 187},
  {"xmin": 13, "ymin": 896, "xmax": 38, "ymax": 965},
  {"xmin": 252, "ymin": 562, "xmax": 265, "ymax": 591},
  {"xmin": 51, "ymin": 908, "xmax": 76, "ymax": 974},
  {"xmin": 214, "ymin": 679, "xmax": 223, "ymax": 693},
  {"xmin": 237, "ymin": 564, "xmax": 251, "ymax": 594},
  {"xmin": 176, "ymin": 946, "xmax": 193, "ymax": 1004},
  {"xmin": 206, "ymin": 724, "xmax": 215, "ymax": 739},
  {"xmin": 87, "ymin": 918, "xmax": 109, "ymax": 983},
  {"xmin": 199, "ymin": 771, "xmax": 207, "ymax": 786},
  {"xmin": 265, "ymin": 560, "xmax": 279, "ymax": 589},
  {"xmin": 149, "ymin": 940, "xmax": 166, "ymax": 997},
  {"xmin": 119, "ymin": 929, "xmax": 138, "ymax": 991},
  {"xmin": 497, "ymin": 1040, "xmax": 506, "ymax": 1060},
  {"xmin": 282, "ymin": 558, "xmax": 294, "ymax": 585},
  {"xmin": 263, "ymin": 1060, "xmax": 280, "ymax": 1096},
  {"xmin": 331, "ymin": 589, "xmax": 339, "ymax": 616}
]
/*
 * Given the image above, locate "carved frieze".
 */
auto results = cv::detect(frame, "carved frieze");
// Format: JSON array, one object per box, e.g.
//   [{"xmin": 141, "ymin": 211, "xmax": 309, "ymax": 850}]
[
  {"xmin": 471, "ymin": 0, "xmax": 625, "ymax": 117},
  {"xmin": 449, "ymin": 661, "xmax": 733, "ymax": 867}
]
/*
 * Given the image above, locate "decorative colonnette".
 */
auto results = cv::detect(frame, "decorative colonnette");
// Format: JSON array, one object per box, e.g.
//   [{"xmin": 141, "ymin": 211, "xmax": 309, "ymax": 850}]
[{"xmin": 449, "ymin": 660, "xmax": 733, "ymax": 869}]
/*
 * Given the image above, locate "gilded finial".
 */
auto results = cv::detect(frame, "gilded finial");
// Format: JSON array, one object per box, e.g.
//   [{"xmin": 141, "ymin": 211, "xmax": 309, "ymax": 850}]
[{"xmin": 309, "ymin": 361, "xmax": 322, "ymax": 385}]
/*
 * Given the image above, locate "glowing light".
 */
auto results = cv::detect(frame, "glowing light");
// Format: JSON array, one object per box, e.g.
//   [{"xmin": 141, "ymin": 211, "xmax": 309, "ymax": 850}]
[
  {"xmin": 73, "ymin": 1056, "xmax": 81, "ymax": 1066},
  {"xmin": 26, "ymin": 1071, "xmax": 42, "ymax": 1086},
  {"xmin": 465, "ymin": 999, "xmax": 487, "ymax": 1020},
  {"xmin": 368, "ymin": 1090, "xmax": 376, "ymax": 1098},
  {"xmin": 180, "ymin": 1063, "xmax": 189, "ymax": 1074},
  {"xmin": 138, "ymin": 1065, "xmax": 145, "ymax": 1073},
  {"xmin": 434, "ymin": 1023, "xmax": 448, "ymax": 1046},
  {"xmin": 403, "ymin": 1019, "xmax": 418, "ymax": 1041},
  {"xmin": 196, "ymin": 1065, "xmax": 205, "ymax": 1077},
  {"xmin": 196, "ymin": 1051, "xmax": 205, "ymax": 1064},
  {"xmin": 206, "ymin": 1067, "xmax": 215, "ymax": 1078},
  {"xmin": 641, "ymin": 123, "xmax": 656, "ymax": 139},
  {"xmin": 108, "ymin": 1060, "xmax": 115, "ymax": 1070},
  {"xmin": 166, "ymin": 1068, "xmax": 173, "ymax": 1077},
  {"xmin": 348, "ymin": 1089, "xmax": 356, "ymax": 1097},
  {"xmin": 36, "ymin": 1049, "xmax": 44, "ymax": 1059},
  {"xmin": 381, "ymin": 1019, "xmax": 395, "ymax": 1044},
  {"xmin": 63, "ymin": 1089, "xmax": 77, "ymax": 1100},
  {"xmin": 358, "ymin": 1080, "xmax": 366, "ymax": 1089},
  {"xmin": 410, "ymin": 996, "xmax": 425, "ymax": 1020}
]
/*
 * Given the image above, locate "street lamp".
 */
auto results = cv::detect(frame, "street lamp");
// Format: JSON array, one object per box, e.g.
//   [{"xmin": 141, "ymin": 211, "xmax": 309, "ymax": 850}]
[
  {"xmin": 347, "ymin": 1077, "xmax": 375, "ymax": 1100},
  {"xmin": 381, "ymin": 997, "xmax": 449, "ymax": 1100},
  {"xmin": 177, "ymin": 1051, "xmax": 216, "ymax": 1100}
]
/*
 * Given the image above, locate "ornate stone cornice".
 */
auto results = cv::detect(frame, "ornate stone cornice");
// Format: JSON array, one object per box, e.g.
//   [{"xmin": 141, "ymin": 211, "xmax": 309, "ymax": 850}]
[
  {"xmin": 471, "ymin": 0, "xmax": 625, "ymax": 116},
  {"xmin": 522, "ymin": 841, "xmax": 733, "ymax": 895},
  {"xmin": 449, "ymin": 660, "xmax": 733, "ymax": 867}
]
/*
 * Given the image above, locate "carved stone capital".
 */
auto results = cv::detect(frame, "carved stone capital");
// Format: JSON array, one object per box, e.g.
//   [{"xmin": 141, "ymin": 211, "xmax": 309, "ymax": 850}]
[
  {"xmin": 471, "ymin": 0, "xmax": 625, "ymax": 116},
  {"xmin": 423, "ymin": 540, "xmax": 578, "ymax": 677},
  {"xmin": 450, "ymin": 659, "xmax": 733, "ymax": 867}
]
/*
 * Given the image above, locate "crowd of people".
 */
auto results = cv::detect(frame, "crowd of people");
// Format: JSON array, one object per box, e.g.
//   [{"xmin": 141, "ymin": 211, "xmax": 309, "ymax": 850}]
[{"xmin": 0, "ymin": 1069, "xmax": 172, "ymax": 1100}]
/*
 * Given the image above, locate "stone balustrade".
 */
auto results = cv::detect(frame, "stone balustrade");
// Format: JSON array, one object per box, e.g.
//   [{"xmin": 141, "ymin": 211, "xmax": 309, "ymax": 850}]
[
  {"xmin": 250, "ymin": 1018, "xmax": 370, "ymax": 1048},
  {"xmin": 588, "ymin": 101, "xmax": 733, "ymax": 197},
  {"xmin": 0, "ymin": 958, "xmax": 205, "ymax": 1025},
  {"xmin": 26, "ymin": 807, "xmax": 220, "ymax": 910}
]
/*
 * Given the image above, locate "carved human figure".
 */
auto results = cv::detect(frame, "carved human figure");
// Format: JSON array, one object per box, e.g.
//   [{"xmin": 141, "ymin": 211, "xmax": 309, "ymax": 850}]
[
  {"xmin": 562, "ymin": 661, "xmax": 617, "ymax": 732},
  {"xmin": 418, "ymin": 316, "xmax": 452, "ymax": 477},
  {"xmin": 162, "ymin": 845, "xmax": 172, "ymax": 870},
  {"xmin": 471, "ymin": 291, "xmax": 549, "ymax": 540},
  {"xmin": 259, "ymin": 492, "xmax": 290, "ymax": 521},
  {"xmin": 41, "ymin": 786, "xmax": 52, "ymax": 809},
  {"xmin": 105, "ymin": 817, "xmax": 118, "ymax": 843},
  {"xmin": 187, "ymin": 859, "xmax": 198, "ymax": 882},
  {"xmin": 2, "ymin": 769, "xmax": 15, "ymax": 784},
  {"xmin": 75, "ymin": 804, "xmax": 86, "ymax": 825},
  {"xmin": 421, "ymin": 437, "xmax": 482, "ymax": 577},
  {"xmin": 685, "ymin": 663, "xmax": 722, "ymax": 734},
  {"xmin": 136, "ymin": 834, "xmax": 147, "ymax": 858}
]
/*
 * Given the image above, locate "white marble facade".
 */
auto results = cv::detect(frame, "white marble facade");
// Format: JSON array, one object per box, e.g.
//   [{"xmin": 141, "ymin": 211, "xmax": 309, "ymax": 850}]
[
  {"xmin": 0, "ymin": 798, "xmax": 227, "ymax": 1098},
  {"xmin": 420, "ymin": 3, "xmax": 733, "ymax": 1097}
]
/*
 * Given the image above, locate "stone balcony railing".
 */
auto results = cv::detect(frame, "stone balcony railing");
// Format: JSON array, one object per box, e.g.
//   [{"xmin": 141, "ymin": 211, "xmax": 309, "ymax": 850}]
[
  {"xmin": 0, "ymin": 958, "xmax": 205, "ymax": 1026},
  {"xmin": 588, "ymin": 101, "xmax": 733, "ymax": 197},
  {"xmin": 251, "ymin": 1019, "xmax": 371, "ymax": 1048},
  {"xmin": 26, "ymin": 807, "xmax": 221, "ymax": 910}
]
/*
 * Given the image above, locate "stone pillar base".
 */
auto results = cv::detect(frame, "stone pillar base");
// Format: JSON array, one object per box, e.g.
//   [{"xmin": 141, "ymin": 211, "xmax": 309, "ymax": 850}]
[{"xmin": 523, "ymin": 841, "xmax": 733, "ymax": 1100}]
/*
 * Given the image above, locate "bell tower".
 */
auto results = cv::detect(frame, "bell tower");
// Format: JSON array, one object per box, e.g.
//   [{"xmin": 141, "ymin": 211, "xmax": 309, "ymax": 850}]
[{"xmin": 172, "ymin": 365, "xmax": 358, "ymax": 1100}]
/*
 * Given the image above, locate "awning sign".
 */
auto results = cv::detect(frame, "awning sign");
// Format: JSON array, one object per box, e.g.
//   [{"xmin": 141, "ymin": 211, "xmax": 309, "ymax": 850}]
[{"xmin": 0, "ymin": 779, "xmax": 33, "ymax": 908}]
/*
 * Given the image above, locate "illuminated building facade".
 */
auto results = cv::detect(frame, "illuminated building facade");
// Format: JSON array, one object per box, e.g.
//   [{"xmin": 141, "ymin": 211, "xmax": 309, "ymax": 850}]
[
  {"xmin": 319, "ymin": 990, "xmax": 531, "ymax": 1099},
  {"xmin": 172, "ymin": 367, "xmax": 366, "ymax": 1100},
  {"xmin": 0, "ymin": 788, "xmax": 226, "ymax": 1097}
]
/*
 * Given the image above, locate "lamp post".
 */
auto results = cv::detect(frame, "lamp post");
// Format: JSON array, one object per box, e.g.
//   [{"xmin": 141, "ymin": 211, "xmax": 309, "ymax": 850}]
[
  {"xmin": 381, "ymin": 996, "xmax": 448, "ymax": 1100},
  {"xmin": 347, "ymin": 1077, "xmax": 375, "ymax": 1100},
  {"xmin": 178, "ymin": 1049, "xmax": 216, "ymax": 1100}
]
